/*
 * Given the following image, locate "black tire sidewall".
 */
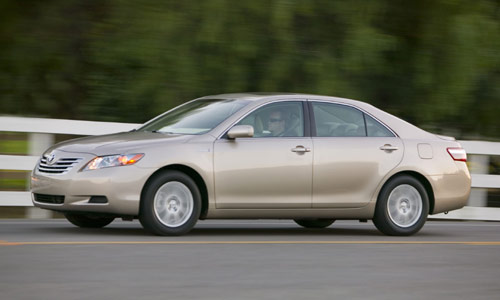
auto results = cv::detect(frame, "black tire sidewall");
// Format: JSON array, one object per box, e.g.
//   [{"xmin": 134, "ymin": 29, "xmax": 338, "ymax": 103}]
[
  {"xmin": 139, "ymin": 171, "xmax": 201, "ymax": 236},
  {"xmin": 294, "ymin": 219, "xmax": 335, "ymax": 229},
  {"xmin": 64, "ymin": 213, "xmax": 115, "ymax": 228},
  {"xmin": 373, "ymin": 175, "xmax": 429, "ymax": 236}
]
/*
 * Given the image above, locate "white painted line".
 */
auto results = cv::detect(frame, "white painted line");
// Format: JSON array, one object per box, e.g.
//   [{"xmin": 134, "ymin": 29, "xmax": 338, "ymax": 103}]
[
  {"xmin": 0, "ymin": 155, "xmax": 38, "ymax": 170},
  {"xmin": 0, "ymin": 192, "xmax": 33, "ymax": 206},
  {"xmin": 0, "ymin": 116, "xmax": 139, "ymax": 135},
  {"xmin": 2, "ymin": 240, "xmax": 500, "ymax": 246},
  {"xmin": 430, "ymin": 206, "xmax": 500, "ymax": 221},
  {"xmin": 460, "ymin": 140, "xmax": 500, "ymax": 156},
  {"xmin": 471, "ymin": 174, "xmax": 500, "ymax": 189}
]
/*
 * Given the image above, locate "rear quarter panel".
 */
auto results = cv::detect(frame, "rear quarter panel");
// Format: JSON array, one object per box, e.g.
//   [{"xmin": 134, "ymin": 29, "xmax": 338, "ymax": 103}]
[{"xmin": 370, "ymin": 139, "xmax": 471, "ymax": 214}]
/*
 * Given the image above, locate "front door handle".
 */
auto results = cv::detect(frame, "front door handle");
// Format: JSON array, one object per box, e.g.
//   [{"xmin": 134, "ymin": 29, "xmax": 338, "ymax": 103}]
[
  {"xmin": 380, "ymin": 144, "xmax": 399, "ymax": 151},
  {"xmin": 291, "ymin": 146, "xmax": 311, "ymax": 153}
]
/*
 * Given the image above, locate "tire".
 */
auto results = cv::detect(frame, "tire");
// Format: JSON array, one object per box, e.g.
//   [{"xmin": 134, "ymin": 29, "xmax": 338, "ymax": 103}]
[
  {"xmin": 294, "ymin": 219, "xmax": 335, "ymax": 229},
  {"xmin": 64, "ymin": 213, "xmax": 115, "ymax": 228},
  {"xmin": 373, "ymin": 175, "xmax": 429, "ymax": 236},
  {"xmin": 139, "ymin": 170, "xmax": 201, "ymax": 236}
]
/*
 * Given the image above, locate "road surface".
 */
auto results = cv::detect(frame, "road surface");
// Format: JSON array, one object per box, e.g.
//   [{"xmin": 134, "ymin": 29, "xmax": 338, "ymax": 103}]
[{"xmin": 1, "ymin": 219, "xmax": 499, "ymax": 299}]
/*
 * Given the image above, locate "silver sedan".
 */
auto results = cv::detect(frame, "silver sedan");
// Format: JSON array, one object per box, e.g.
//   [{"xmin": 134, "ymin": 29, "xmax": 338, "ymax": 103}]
[{"xmin": 31, "ymin": 93, "xmax": 471, "ymax": 236}]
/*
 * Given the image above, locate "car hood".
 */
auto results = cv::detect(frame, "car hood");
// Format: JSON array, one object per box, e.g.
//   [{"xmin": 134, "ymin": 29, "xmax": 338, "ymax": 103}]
[{"xmin": 49, "ymin": 131, "xmax": 192, "ymax": 156}]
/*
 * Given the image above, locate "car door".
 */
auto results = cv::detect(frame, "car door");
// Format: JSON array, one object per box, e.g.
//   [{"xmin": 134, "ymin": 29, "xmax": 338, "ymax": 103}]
[
  {"xmin": 310, "ymin": 101, "xmax": 404, "ymax": 208},
  {"xmin": 213, "ymin": 100, "xmax": 313, "ymax": 209}
]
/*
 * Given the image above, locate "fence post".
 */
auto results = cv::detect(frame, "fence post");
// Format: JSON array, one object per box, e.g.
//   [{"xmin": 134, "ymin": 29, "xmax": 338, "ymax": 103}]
[
  {"xmin": 467, "ymin": 154, "xmax": 490, "ymax": 207},
  {"xmin": 26, "ymin": 133, "xmax": 55, "ymax": 218}
]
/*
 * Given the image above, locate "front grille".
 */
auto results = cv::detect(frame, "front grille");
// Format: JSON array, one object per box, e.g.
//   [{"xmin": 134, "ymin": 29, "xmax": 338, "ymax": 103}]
[
  {"xmin": 37, "ymin": 156, "xmax": 82, "ymax": 175},
  {"xmin": 34, "ymin": 193, "xmax": 65, "ymax": 204}
]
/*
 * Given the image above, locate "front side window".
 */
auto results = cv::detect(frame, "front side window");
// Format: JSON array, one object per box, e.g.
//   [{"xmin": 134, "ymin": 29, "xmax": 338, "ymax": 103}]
[
  {"xmin": 236, "ymin": 102, "xmax": 304, "ymax": 137},
  {"xmin": 312, "ymin": 102, "xmax": 366, "ymax": 137},
  {"xmin": 139, "ymin": 99, "xmax": 250, "ymax": 135}
]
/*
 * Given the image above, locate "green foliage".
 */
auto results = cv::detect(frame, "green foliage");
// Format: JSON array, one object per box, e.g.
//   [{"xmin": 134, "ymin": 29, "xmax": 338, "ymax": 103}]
[
  {"xmin": 0, "ymin": 178, "xmax": 27, "ymax": 191},
  {"xmin": 0, "ymin": 0, "xmax": 499, "ymax": 138},
  {"xmin": 0, "ymin": 133, "xmax": 27, "ymax": 154},
  {"xmin": 0, "ymin": 170, "xmax": 28, "ymax": 191},
  {"xmin": 0, "ymin": 140, "xmax": 27, "ymax": 154}
]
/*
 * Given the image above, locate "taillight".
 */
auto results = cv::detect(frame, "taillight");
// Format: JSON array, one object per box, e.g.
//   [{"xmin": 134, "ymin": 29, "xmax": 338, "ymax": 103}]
[{"xmin": 447, "ymin": 147, "xmax": 467, "ymax": 162}]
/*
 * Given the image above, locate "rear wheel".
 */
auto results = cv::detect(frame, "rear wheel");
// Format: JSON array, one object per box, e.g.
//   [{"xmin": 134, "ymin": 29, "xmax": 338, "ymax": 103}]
[
  {"xmin": 294, "ymin": 219, "xmax": 335, "ymax": 228},
  {"xmin": 139, "ymin": 171, "xmax": 201, "ymax": 236},
  {"xmin": 64, "ymin": 213, "xmax": 115, "ymax": 228},
  {"xmin": 373, "ymin": 175, "xmax": 429, "ymax": 236}
]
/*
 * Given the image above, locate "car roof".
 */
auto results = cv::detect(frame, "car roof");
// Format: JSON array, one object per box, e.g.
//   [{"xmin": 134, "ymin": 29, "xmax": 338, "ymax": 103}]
[
  {"xmin": 200, "ymin": 93, "xmax": 436, "ymax": 139},
  {"xmin": 199, "ymin": 92, "xmax": 299, "ymax": 100},
  {"xmin": 199, "ymin": 93, "xmax": 368, "ymax": 106}
]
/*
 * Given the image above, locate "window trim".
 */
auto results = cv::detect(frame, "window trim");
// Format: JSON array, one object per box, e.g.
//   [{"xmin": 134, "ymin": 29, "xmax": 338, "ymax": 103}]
[
  {"xmin": 307, "ymin": 100, "xmax": 398, "ymax": 138},
  {"xmin": 139, "ymin": 98, "xmax": 252, "ymax": 135},
  {"xmin": 364, "ymin": 112, "xmax": 396, "ymax": 138},
  {"xmin": 218, "ymin": 99, "xmax": 310, "ymax": 140}
]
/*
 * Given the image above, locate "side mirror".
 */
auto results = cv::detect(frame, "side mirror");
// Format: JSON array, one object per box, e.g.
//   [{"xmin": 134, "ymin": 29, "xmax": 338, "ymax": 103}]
[{"xmin": 227, "ymin": 125, "xmax": 254, "ymax": 139}]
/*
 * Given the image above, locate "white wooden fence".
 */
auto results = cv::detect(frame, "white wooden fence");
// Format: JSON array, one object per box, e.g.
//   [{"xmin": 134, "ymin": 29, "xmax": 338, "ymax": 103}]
[{"xmin": 1, "ymin": 116, "xmax": 499, "ymax": 220}]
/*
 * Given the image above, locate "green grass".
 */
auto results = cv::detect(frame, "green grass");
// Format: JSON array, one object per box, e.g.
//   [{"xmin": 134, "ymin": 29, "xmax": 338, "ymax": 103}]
[
  {"xmin": 0, "ymin": 133, "xmax": 28, "ymax": 154},
  {"xmin": 0, "ymin": 178, "xmax": 27, "ymax": 190},
  {"xmin": 0, "ymin": 140, "xmax": 27, "ymax": 154},
  {"xmin": 0, "ymin": 207, "xmax": 27, "ymax": 218},
  {"xmin": 0, "ymin": 170, "xmax": 29, "ymax": 191},
  {"xmin": 0, "ymin": 135, "xmax": 29, "ymax": 190}
]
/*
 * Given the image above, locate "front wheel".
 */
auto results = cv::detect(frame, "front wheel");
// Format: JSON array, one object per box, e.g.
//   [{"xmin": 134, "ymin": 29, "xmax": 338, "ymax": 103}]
[
  {"xmin": 373, "ymin": 175, "xmax": 429, "ymax": 236},
  {"xmin": 139, "ymin": 171, "xmax": 201, "ymax": 236},
  {"xmin": 64, "ymin": 213, "xmax": 115, "ymax": 228},
  {"xmin": 294, "ymin": 219, "xmax": 335, "ymax": 228}
]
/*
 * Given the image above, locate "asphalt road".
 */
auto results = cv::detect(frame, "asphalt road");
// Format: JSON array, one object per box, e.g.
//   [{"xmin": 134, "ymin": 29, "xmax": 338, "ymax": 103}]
[{"xmin": 1, "ymin": 219, "xmax": 499, "ymax": 300}]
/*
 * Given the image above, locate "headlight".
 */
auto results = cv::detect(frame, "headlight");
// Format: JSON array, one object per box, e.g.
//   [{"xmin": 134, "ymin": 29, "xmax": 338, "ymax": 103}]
[{"xmin": 82, "ymin": 154, "xmax": 144, "ymax": 171}]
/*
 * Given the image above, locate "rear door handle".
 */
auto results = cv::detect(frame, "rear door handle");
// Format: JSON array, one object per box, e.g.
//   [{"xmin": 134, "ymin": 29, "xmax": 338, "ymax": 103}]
[
  {"xmin": 291, "ymin": 146, "xmax": 311, "ymax": 153},
  {"xmin": 380, "ymin": 144, "xmax": 399, "ymax": 151}
]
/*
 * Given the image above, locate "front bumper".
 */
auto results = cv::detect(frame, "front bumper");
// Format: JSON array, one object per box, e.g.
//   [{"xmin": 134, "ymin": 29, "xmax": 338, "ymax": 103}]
[{"xmin": 31, "ymin": 151, "xmax": 153, "ymax": 216}]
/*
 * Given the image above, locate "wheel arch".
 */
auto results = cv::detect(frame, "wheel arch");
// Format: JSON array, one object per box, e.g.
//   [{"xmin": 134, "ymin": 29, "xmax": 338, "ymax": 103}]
[
  {"xmin": 140, "ymin": 164, "xmax": 209, "ymax": 219},
  {"xmin": 380, "ymin": 171, "xmax": 435, "ymax": 214}
]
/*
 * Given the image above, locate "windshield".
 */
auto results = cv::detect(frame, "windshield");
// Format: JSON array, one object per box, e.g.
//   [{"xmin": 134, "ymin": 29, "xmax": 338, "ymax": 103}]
[{"xmin": 139, "ymin": 99, "xmax": 250, "ymax": 135}]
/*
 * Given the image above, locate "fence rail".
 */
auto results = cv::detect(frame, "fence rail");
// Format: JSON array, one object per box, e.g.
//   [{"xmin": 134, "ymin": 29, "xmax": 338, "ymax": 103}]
[{"xmin": 1, "ymin": 116, "xmax": 499, "ymax": 220}]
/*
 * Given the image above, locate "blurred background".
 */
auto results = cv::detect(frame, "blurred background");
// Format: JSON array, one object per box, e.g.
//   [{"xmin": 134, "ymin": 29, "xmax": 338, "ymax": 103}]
[
  {"xmin": 1, "ymin": 0, "xmax": 500, "ymax": 216},
  {"xmin": 1, "ymin": 0, "xmax": 499, "ymax": 137}
]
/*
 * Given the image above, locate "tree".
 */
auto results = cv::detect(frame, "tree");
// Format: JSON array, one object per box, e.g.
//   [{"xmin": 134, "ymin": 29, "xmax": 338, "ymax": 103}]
[{"xmin": 1, "ymin": 0, "xmax": 499, "ymax": 139}]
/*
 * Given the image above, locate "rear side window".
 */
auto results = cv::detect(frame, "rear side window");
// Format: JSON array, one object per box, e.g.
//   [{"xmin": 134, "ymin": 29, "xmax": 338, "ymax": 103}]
[
  {"xmin": 312, "ymin": 102, "xmax": 366, "ymax": 137},
  {"xmin": 311, "ymin": 102, "xmax": 395, "ymax": 137},
  {"xmin": 365, "ymin": 114, "xmax": 394, "ymax": 137}
]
